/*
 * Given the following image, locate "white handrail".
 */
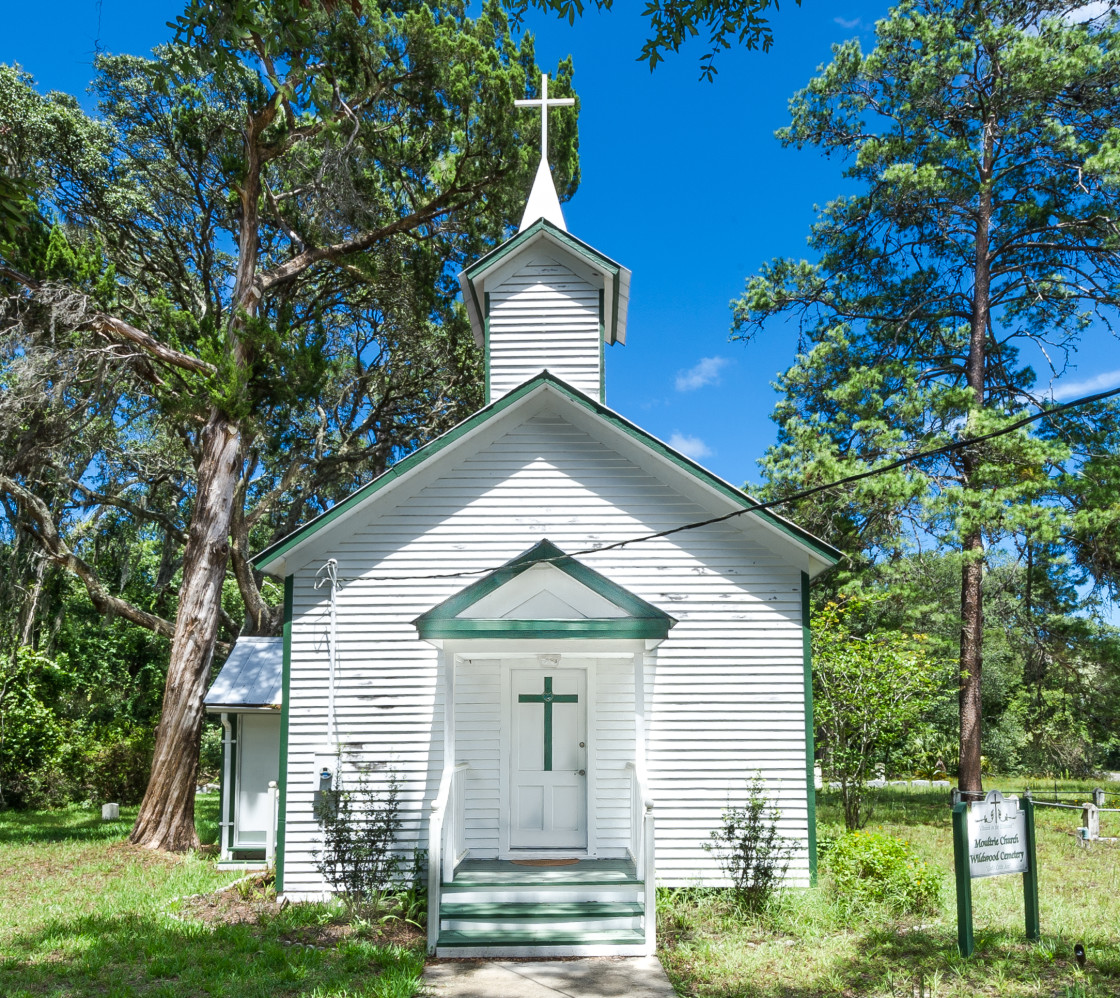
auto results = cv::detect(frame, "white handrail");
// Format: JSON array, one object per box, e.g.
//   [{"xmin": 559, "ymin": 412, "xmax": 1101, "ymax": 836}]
[
  {"xmin": 427, "ymin": 762, "xmax": 469, "ymax": 955},
  {"xmin": 625, "ymin": 761, "xmax": 656, "ymax": 954}
]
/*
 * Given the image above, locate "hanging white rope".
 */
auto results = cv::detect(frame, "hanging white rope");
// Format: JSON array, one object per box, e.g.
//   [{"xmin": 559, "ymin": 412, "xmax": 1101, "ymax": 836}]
[{"xmin": 315, "ymin": 558, "xmax": 340, "ymax": 754}]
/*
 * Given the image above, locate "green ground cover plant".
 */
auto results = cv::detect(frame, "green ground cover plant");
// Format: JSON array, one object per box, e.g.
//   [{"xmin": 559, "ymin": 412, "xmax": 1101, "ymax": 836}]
[
  {"xmin": 0, "ymin": 794, "xmax": 424, "ymax": 997},
  {"xmin": 660, "ymin": 781, "xmax": 1120, "ymax": 997},
  {"xmin": 824, "ymin": 829, "xmax": 940, "ymax": 916}
]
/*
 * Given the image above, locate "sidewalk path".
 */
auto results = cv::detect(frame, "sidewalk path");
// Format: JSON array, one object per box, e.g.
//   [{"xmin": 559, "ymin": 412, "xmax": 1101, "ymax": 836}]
[{"xmin": 422, "ymin": 957, "xmax": 677, "ymax": 998}]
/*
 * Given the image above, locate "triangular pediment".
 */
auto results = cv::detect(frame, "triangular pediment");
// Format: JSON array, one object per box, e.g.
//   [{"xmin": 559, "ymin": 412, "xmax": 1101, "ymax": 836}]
[{"xmin": 414, "ymin": 539, "xmax": 674, "ymax": 640}]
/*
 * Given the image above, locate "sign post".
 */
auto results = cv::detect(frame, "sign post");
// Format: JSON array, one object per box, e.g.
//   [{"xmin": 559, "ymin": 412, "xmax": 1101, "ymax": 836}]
[{"xmin": 951, "ymin": 790, "xmax": 1039, "ymax": 957}]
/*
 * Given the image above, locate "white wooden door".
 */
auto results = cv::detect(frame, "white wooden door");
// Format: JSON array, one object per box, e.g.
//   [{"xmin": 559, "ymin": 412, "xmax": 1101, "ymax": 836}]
[
  {"xmin": 235, "ymin": 713, "xmax": 280, "ymax": 846},
  {"xmin": 509, "ymin": 667, "xmax": 587, "ymax": 850}
]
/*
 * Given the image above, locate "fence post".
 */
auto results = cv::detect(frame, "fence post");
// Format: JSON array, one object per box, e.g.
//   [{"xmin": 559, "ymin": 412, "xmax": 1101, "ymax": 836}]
[
  {"xmin": 1093, "ymin": 788, "xmax": 1105, "ymax": 808},
  {"xmin": 952, "ymin": 802, "xmax": 974, "ymax": 957},
  {"xmin": 1023, "ymin": 797, "xmax": 1040, "ymax": 941}
]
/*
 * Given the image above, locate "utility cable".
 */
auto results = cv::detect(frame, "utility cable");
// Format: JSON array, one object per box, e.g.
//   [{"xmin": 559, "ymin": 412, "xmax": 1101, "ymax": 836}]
[{"xmin": 321, "ymin": 383, "xmax": 1120, "ymax": 584}]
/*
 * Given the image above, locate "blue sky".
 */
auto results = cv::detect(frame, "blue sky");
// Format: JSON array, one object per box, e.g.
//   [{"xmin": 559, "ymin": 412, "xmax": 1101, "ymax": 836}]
[{"xmin": 5, "ymin": 0, "xmax": 1120, "ymax": 490}]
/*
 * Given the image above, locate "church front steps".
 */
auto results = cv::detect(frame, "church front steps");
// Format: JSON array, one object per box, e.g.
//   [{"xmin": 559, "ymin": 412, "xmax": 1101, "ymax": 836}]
[{"xmin": 434, "ymin": 858, "xmax": 652, "ymax": 957}]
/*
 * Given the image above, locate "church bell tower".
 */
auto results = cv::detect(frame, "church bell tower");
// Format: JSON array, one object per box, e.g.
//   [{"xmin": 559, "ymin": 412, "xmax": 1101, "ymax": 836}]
[{"xmin": 458, "ymin": 75, "xmax": 631, "ymax": 404}]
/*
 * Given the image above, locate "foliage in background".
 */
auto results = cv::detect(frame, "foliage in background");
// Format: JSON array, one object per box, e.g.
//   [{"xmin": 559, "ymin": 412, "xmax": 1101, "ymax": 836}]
[
  {"xmin": 851, "ymin": 553, "xmax": 1120, "ymax": 778},
  {"xmin": 314, "ymin": 770, "xmax": 406, "ymax": 916},
  {"xmin": 1, "ymin": 0, "xmax": 581, "ymax": 845},
  {"xmin": 737, "ymin": 0, "xmax": 1120, "ymax": 796},
  {"xmin": 813, "ymin": 596, "xmax": 943, "ymax": 829},
  {"xmin": 703, "ymin": 774, "xmax": 793, "ymax": 913},
  {"xmin": 520, "ymin": 0, "xmax": 802, "ymax": 79},
  {"xmin": 823, "ymin": 830, "xmax": 941, "ymax": 917}
]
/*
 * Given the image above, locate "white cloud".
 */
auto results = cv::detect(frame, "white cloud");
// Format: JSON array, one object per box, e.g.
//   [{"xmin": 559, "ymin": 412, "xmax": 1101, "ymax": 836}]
[
  {"xmin": 1051, "ymin": 368, "xmax": 1120, "ymax": 401},
  {"xmin": 1063, "ymin": 2, "xmax": 1113, "ymax": 24},
  {"xmin": 668, "ymin": 432, "xmax": 713, "ymax": 460},
  {"xmin": 834, "ymin": 15, "xmax": 863, "ymax": 28},
  {"xmin": 675, "ymin": 356, "xmax": 730, "ymax": 392}
]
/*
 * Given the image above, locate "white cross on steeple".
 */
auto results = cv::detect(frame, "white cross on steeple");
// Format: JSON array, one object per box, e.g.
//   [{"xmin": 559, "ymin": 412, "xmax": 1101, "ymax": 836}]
[{"xmin": 514, "ymin": 73, "xmax": 575, "ymax": 166}]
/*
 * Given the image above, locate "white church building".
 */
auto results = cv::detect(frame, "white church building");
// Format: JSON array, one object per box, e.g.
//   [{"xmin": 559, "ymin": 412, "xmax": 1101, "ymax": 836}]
[{"xmin": 207, "ymin": 77, "xmax": 838, "ymax": 958}]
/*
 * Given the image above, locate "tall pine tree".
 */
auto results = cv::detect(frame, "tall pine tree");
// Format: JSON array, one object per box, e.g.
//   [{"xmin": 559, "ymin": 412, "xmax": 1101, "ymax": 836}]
[{"xmin": 735, "ymin": 0, "xmax": 1120, "ymax": 796}]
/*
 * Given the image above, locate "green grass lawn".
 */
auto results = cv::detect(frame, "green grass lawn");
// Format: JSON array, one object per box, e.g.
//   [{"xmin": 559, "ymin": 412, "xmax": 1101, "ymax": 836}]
[
  {"xmin": 0, "ymin": 795, "xmax": 424, "ymax": 998},
  {"xmin": 658, "ymin": 780, "xmax": 1120, "ymax": 997}
]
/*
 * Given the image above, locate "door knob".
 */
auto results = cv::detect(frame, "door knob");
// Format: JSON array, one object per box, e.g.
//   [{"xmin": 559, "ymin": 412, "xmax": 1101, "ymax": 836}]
[{"xmin": 577, "ymin": 769, "xmax": 586, "ymax": 776}]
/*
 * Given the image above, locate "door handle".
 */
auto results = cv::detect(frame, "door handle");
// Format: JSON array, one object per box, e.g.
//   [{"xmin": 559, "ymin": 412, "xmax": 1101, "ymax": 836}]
[{"xmin": 577, "ymin": 769, "xmax": 586, "ymax": 776}]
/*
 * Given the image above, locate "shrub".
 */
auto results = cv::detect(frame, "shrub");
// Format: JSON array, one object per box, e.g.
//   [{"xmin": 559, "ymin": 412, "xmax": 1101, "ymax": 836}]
[
  {"xmin": 824, "ymin": 830, "xmax": 940, "ymax": 916},
  {"xmin": 314, "ymin": 768, "xmax": 404, "ymax": 915},
  {"xmin": 83, "ymin": 730, "xmax": 154, "ymax": 804},
  {"xmin": 813, "ymin": 597, "xmax": 944, "ymax": 829},
  {"xmin": 703, "ymin": 775, "xmax": 793, "ymax": 913}
]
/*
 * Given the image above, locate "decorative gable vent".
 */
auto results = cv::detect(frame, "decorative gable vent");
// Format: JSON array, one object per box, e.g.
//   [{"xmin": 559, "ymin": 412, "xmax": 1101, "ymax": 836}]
[{"xmin": 413, "ymin": 539, "xmax": 675, "ymax": 641}]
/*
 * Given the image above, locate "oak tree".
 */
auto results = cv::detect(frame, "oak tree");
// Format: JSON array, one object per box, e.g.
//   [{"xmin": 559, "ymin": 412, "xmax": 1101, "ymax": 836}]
[{"xmin": 0, "ymin": 0, "xmax": 578, "ymax": 849}]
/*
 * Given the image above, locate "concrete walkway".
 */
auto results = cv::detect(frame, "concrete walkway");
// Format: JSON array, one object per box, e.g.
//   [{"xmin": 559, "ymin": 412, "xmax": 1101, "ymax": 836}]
[{"xmin": 422, "ymin": 957, "xmax": 677, "ymax": 998}]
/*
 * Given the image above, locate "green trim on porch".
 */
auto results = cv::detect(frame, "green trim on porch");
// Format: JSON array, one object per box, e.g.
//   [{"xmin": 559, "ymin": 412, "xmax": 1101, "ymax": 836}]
[
  {"xmin": 276, "ymin": 575, "xmax": 293, "ymax": 893},
  {"xmin": 802, "ymin": 571, "xmax": 817, "ymax": 886},
  {"xmin": 418, "ymin": 617, "xmax": 669, "ymax": 640},
  {"xmin": 413, "ymin": 538, "xmax": 677, "ymax": 640},
  {"xmin": 252, "ymin": 372, "xmax": 841, "ymax": 573}
]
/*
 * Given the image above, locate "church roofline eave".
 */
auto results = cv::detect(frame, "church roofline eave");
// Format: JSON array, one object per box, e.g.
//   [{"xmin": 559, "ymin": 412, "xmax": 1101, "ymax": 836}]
[{"xmin": 251, "ymin": 370, "xmax": 840, "ymax": 579}]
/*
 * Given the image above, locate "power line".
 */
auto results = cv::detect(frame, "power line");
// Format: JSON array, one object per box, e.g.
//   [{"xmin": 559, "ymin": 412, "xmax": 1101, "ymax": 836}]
[{"xmin": 328, "ymin": 383, "xmax": 1120, "ymax": 584}]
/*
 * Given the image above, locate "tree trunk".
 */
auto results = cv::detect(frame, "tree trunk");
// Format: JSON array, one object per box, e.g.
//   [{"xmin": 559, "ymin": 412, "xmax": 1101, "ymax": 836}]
[
  {"xmin": 959, "ymin": 529, "xmax": 984, "ymax": 797},
  {"xmin": 958, "ymin": 108, "xmax": 996, "ymax": 800},
  {"xmin": 130, "ymin": 412, "xmax": 241, "ymax": 851}
]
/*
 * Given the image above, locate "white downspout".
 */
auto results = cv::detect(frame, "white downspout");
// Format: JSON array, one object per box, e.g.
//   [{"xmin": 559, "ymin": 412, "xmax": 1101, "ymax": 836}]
[{"xmin": 220, "ymin": 713, "xmax": 234, "ymax": 862}]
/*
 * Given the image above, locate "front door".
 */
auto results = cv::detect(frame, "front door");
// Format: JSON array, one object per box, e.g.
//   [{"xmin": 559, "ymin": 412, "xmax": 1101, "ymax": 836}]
[{"xmin": 508, "ymin": 667, "xmax": 587, "ymax": 851}]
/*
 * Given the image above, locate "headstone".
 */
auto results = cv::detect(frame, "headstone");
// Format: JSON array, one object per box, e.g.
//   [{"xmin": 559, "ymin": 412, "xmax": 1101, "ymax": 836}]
[
  {"xmin": 1082, "ymin": 803, "xmax": 1100, "ymax": 840},
  {"xmin": 102, "ymin": 803, "xmax": 120, "ymax": 822}
]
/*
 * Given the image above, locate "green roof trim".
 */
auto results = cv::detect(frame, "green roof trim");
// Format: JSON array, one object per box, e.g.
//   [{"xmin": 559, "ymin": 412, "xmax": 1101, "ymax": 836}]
[
  {"xmin": 802, "ymin": 570, "xmax": 817, "ymax": 887},
  {"xmin": 251, "ymin": 371, "xmax": 841, "ymax": 573},
  {"xmin": 461, "ymin": 218, "xmax": 626, "ymax": 345},
  {"xmin": 413, "ymin": 539, "xmax": 676, "ymax": 641},
  {"xmin": 419, "ymin": 619, "xmax": 668, "ymax": 639}
]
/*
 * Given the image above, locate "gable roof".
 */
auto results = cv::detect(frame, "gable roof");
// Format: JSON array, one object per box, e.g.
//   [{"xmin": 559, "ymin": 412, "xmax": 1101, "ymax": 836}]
[
  {"xmin": 251, "ymin": 371, "xmax": 842, "ymax": 578},
  {"xmin": 414, "ymin": 539, "xmax": 677, "ymax": 640},
  {"xmin": 458, "ymin": 218, "xmax": 631, "ymax": 347},
  {"xmin": 204, "ymin": 636, "xmax": 283, "ymax": 710}
]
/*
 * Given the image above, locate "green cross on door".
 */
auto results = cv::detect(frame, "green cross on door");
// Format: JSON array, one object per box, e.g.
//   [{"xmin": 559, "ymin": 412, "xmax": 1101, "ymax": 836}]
[{"xmin": 518, "ymin": 675, "xmax": 578, "ymax": 771}]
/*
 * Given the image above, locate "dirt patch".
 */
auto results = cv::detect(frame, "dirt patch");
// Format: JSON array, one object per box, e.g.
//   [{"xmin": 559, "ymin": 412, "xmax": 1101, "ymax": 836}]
[{"xmin": 177, "ymin": 875, "xmax": 424, "ymax": 949}]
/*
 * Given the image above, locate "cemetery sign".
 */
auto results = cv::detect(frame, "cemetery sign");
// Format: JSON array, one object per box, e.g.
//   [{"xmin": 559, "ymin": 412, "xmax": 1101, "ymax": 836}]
[
  {"xmin": 967, "ymin": 793, "xmax": 1029, "ymax": 878},
  {"xmin": 952, "ymin": 790, "xmax": 1039, "ymax": 958}
]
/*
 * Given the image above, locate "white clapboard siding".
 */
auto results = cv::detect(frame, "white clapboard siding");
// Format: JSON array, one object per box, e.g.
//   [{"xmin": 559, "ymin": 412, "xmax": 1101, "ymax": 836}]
[
  {"xmin": 489, "ymin": 256, "xmax": 601, "ymax": 401},
  {"xmin": 279, "ymin": 406, "xmax": 811, "ymax": 897}
]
